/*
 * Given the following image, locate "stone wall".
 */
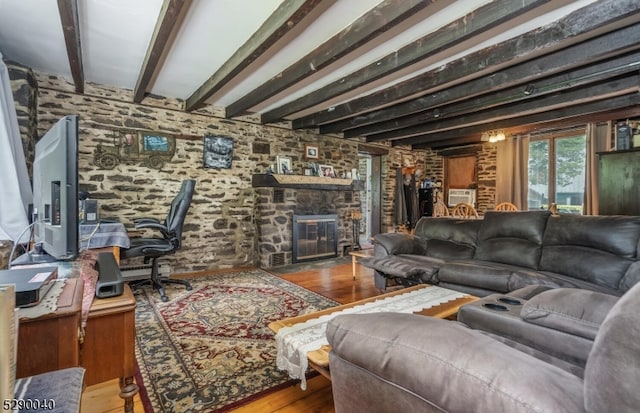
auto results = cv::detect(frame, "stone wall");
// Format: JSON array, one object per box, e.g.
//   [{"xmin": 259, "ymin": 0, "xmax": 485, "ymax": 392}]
[
  {"xmin": 32, "ymin": 73, "xmax": 371, "ymax": 273},
  {"xmin": 5, "ymin": 66, "xmax": 499, "ymax": 273}
]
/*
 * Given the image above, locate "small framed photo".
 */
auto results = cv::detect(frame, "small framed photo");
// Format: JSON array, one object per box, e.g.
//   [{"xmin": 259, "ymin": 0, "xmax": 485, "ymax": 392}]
[
  {"xmin": 319, "ymin": 164, "xmax": 335, "ymax": 177},
  {"xmin": 303, "ymin": 167, "xmax": 313, "ymax": 176},
  {"xmin": 277, "ymin": 156, "xmax": 293, "ymax": 174},
  {"xmin": 203, "ymin": 135, "xmax": 234, "ymax": 169},
  {"xmin": 304, "ymin": 144, "xmax": 319, "ymax": 159}
]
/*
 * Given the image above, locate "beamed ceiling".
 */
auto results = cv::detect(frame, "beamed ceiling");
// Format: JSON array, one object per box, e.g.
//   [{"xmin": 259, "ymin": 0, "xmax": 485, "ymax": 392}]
[{"xmin": 1, "ymin": 0, "xmax": 639, "ymax": 150}]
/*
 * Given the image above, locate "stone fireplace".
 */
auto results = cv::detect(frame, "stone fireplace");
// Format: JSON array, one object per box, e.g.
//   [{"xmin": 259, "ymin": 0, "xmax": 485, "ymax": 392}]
[{"xmin": 252, "ymin": 174, "xmax": 363, "ymax": 268}]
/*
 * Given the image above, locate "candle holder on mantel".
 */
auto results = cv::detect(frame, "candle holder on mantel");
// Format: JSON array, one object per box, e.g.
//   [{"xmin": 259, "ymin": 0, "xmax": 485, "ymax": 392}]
[{"xmin": 351, "ymin": 210, "xmax": 362, "ymax": 251}]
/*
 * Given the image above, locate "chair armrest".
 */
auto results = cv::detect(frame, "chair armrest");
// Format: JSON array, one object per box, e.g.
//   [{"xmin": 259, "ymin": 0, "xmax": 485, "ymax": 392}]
[
  {"xmin": 133, "ymin": 217, "xmax": 161, "ymax": 225},
  {"xmin": 373, "ymin": 233, "xmax": 427, "ymax": 256},
  {"xmin": 327, "ymin": 313, "xmax": 583, "ymax": 413}
]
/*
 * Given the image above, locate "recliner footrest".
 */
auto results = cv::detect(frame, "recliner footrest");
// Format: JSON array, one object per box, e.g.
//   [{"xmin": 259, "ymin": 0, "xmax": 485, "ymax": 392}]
[{"xmin": 359, "ymin": 256, "xmax": 436, "ymax": 281}]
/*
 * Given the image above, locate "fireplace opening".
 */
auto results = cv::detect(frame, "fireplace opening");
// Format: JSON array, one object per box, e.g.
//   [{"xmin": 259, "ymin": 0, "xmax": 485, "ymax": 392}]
[{"xmin": 292, "ymin": 214, "xmax": 338, "ymax": 263}]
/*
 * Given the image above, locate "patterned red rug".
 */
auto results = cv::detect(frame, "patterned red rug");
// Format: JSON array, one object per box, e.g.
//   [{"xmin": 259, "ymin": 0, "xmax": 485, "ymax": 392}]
[{"xmin": 134, "ymin": 269, "xmax": 338, "ymax": 412}]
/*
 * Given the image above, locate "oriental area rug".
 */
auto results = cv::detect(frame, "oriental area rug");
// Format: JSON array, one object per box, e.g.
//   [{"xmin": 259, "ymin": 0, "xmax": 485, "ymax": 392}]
[{"xmin": 133, "ymin": 269, "xmax": 339, "ymax": 413}]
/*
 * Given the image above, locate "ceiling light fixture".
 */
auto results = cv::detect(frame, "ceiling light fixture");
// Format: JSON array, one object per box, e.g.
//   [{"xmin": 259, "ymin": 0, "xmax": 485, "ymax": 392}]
[{"xmin": 481, "ymin": 129, "xmax": 506, "ymax": 143}]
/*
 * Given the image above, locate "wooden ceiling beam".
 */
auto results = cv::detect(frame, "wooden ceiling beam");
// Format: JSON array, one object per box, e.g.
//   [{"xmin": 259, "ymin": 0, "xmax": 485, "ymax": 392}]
[
  {"xmin": 368, "ymin": 75, "xmax": 639, "ymax": 142},
  {"xmin": 346, "ymin": 51, "xmax": 640, "ymax": 138},
  {"xmin": 395, "ymin": 94, "xmax": 640, "ymax": 148},
  {"xmin": 293, "ymin": 0, "xmax": 640, "ymax": 129},
  {"xmin": 318, "ymin": 24, "xmax": 640, "ymax": 134},
  {"xmin": 134, "ymin": 0, "xmax": 192, "ymax": 103},
  {"xmin": 184, "ymin": 0, "xmax": 326, "ymax": 112},
  {"xmin": 224, "ymin": 0, "xmax": 437, "ymax": 118},
  {"xmin": 260, "ymin": 0, "xmax": 551, "ymax": 124},
  {"xmin": 57, "ymin": 0, "xmax": 83, "ymax": 94}
]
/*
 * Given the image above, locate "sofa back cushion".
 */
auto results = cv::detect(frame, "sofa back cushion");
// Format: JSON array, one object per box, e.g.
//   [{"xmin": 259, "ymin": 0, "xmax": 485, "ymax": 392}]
[
  {"xmin": 474, "ymin": 211, "xmax": 550, "ymax": 269},
  {"xmin": 540, "ymin": 215, "xmax": 640, "ymax": 291},
  {"xmin": 413, "ymin": 217, "xmax": 481, "ymax": 260}
]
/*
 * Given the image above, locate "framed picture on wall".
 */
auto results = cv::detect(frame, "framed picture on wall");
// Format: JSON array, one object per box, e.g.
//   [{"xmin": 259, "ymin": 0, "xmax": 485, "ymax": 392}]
[
  {"xmin": 304, "ymin": 144, "xmax": 319, "ymax": 159},
  {"xmin": 203, "ymin": 135, "xmax": 234, "ymax": 169},
  {"xmin": 277, "ymin": 156, "xmax": 292, "ymax": 174}
]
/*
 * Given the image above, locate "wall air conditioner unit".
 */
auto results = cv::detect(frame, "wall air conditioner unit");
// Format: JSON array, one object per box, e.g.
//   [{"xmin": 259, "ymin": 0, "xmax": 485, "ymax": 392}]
[
  {"xmin": 448, "ymin": 189, "xmax": 476, "ymax": 207},
  {"xmin": 119, "ymin": 260, "xmax": 171, "ymax": 281}
]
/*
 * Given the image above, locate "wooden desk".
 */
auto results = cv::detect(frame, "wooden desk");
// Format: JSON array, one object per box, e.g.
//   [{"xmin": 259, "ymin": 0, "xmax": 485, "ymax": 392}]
[
  {"xmin": 83, "ymin": 282, "xmax": 138, "ymax": 413},
  {"xmin": 16, "ymin": 278, "xmax": 84, "ymax": 378}
]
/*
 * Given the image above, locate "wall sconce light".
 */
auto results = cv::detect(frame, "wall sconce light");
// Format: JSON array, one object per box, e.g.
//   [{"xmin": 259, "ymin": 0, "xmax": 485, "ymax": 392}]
[{"xmin": 481, "ymin": 129, "xmax": 506, "ymax": 143}]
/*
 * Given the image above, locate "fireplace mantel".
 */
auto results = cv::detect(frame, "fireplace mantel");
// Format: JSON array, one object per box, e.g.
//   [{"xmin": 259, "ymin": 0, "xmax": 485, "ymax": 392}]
[{"xmin": 252, "ymin": 174, "xmax": 364, "ymax": 191}]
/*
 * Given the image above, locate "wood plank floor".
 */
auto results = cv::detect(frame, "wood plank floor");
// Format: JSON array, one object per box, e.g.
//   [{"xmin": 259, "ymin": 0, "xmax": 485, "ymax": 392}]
[{"xmin": 81, "ymin": 260, "xmax": 377, "ymax": 413}]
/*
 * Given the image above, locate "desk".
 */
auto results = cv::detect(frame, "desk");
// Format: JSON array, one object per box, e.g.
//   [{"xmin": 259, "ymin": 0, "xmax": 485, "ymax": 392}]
[
  {"xmin": 83, "ymin": 284, "xmax": 138, "ymax": 413},
  {"xmin": 16, "ymin": 256, "xmax": 137, "ymax": 413},
  {"xmin": 80, "ymin": 222, "xmax": 130, "ymax": 261},
  {"xmin": 16, "ymin": 278, "xmax": 83, "ymax": 378}
]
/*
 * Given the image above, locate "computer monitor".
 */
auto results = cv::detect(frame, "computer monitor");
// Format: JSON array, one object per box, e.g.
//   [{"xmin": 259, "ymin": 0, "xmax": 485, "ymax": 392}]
[{"xmin": 31, "ymin": 115, "xmax": 79, "ymax": 261}]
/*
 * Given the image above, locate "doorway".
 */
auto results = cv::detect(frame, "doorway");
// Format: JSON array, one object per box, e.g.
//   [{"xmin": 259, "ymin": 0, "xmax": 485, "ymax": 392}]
[{"xmin": 358, "ymin": 153, "xmax": 382, "ymax": 247}]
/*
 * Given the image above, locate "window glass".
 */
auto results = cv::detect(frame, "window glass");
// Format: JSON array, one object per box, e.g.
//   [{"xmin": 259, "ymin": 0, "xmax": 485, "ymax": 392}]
[
  {"xmin": 528, "ymin": 134, "xmax": 586, "ymax": 214},
  {"xmin": 528, "ymin": 139, "xmax": 549, "ymax": 210},
  {"xmin": 554, "ymin": 136, "xmax": 586, "ymax": 214}
]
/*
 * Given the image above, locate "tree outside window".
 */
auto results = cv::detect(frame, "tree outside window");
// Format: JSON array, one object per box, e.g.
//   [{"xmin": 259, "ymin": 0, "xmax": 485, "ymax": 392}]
[{"xmin": 528, "ymin": 134, "xmax": 586, "ymax": 214}]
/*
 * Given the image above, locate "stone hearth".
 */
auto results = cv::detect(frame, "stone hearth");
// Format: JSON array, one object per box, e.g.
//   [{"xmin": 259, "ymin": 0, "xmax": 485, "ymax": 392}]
[{"xmin": 253, "ymin": 175, "xmax": 363, "ymax": 268}]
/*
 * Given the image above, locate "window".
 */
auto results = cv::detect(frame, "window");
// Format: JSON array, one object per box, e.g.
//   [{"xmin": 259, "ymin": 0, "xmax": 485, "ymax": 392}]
[{"xmin": 528, "ymin": 133, "xmax": 586, "ymax": 214}]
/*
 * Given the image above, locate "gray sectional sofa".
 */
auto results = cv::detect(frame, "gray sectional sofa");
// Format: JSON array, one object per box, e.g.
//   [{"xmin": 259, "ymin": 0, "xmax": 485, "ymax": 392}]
[
  {"xmin": 328, "ymin": 211, "xmax": 640, "ymax": 412},
  {"xmin": 362, "ymin": 210, "xmax": 640, "ymax": 297}
]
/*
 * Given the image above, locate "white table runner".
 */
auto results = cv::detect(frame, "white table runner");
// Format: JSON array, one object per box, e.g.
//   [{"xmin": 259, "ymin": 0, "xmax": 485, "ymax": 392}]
[{"xmin": 275, "ymin": 286, "xmax": 466, "ymax": 389}]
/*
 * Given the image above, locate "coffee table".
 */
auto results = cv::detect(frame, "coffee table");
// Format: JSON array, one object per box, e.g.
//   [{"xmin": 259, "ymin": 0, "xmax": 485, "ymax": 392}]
[{"xmin": 269, "ymin": 284, "xmax": 477, "ymax": 383}]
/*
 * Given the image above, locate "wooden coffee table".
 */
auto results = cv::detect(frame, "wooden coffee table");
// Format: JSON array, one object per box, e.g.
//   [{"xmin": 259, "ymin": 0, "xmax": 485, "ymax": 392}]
[{"xmin": 269, "ymin": 284, "xmax": 477, "ymax": 380}]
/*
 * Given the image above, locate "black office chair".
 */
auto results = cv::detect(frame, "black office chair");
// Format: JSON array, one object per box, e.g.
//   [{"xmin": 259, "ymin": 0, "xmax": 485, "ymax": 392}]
[{"xmin": 121, "ymin": 179, "xmax": 196, "ymax": 301}]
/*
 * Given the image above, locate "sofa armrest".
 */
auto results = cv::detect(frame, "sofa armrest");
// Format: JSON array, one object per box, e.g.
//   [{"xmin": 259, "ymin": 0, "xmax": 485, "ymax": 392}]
[
  {"xmin": 620, "ymin": 261, "xmax": 640, "ymax": 293},
  {"xmin": 522, "ymin": 288, "xmax": 618, "ymax": 340},
  {"xmin": 373, "ymin": 233, "xmax": 427, "ymax": 256},
  {"xmin": 327, "ymin": 313, "xmax": 583, "ymax": 413}
]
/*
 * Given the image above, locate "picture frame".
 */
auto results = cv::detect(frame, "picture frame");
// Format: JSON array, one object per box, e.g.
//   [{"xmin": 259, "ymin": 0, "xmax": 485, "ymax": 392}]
[
  {"xmin": 203, "ymin": 135, "xmax": 234, "ymax": 169},
  {"xmin": 304, "ymin": 144, "xmax": 319, "ymax": 159},
  {"xmin": 319, "ymin": 164, "xmax": 335, "ymax": 177},
  {"xmin": 277, "ymin": 156, "xmax": 293, "ymax": 174},
  {"xmin": 303, "ymin": 167, "xmax": 313, "ymax": 176}
]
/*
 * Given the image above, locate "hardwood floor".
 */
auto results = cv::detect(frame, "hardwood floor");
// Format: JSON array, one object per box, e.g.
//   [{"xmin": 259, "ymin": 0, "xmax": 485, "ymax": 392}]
[{"xmin": 81, "ymin": 260, "xmax": 377, "ymax": 413}]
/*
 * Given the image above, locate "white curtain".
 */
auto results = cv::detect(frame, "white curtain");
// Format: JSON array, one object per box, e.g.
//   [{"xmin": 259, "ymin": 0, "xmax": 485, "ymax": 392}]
[
  {"xmin": 495, "ymin": 134, "xmax": 529, "ymax": 210},
  {"xmin": 0, "ymin": 53, "xmax": 32, "ymax": 242}
]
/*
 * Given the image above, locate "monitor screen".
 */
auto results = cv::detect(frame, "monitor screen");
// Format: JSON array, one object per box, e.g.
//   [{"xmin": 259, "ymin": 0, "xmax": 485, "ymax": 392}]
[{"xmin": 32, "ymin": 115, "xmax": 79, "ymax": 260}]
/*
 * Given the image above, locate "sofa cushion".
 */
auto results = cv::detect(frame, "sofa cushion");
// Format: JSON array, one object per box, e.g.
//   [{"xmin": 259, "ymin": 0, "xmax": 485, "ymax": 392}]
[
  {"xmin": 437, "ymin": 260, "xmax": 563, "ymax": 293},
  {"xmin": 413, "ymin": 218, "xmax": 481, "ymax": 260},
  {"xmin": 474, "ymin": 210, "xmax": 550, "ymax": 269},
  {"xmin": 521, "ymin": 288, "xmax": 618, "ymax": 340},
  {"xmin": 540, "ymin": 215, "xmax": 640, "ymax": 291}
]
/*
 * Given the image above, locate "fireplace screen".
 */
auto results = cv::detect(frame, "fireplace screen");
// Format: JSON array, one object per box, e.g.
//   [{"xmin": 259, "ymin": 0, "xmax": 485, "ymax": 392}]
[{"xmin": 292, "ymin": 214, "xmax": 338, "ymax": 263}]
